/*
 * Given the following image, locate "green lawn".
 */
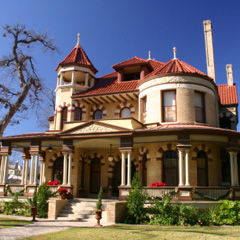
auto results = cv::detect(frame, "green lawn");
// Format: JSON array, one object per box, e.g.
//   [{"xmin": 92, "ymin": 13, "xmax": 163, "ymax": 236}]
[
  {"xmin": 0, "ymin": 217, "xmax": 33, "ymax": 229},
  {"xmin": 22, "ymin": 224, "xmax": 240, "ymax": 240}
]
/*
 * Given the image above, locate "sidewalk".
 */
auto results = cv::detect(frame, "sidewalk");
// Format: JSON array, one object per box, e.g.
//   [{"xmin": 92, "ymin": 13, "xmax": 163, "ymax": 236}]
[{"xmin": 0, "ymin": 214, "xmax": 113, "ymax": 240}]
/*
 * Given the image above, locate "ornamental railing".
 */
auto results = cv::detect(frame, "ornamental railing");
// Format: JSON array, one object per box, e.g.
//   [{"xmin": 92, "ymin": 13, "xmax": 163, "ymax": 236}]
[
  {"xmin": 143, "ymin": 187, "xmax": 176, "ymax": 198},
  {"xmin": 6, "ymin": 184, "xmax": 25, "ymax": 195}
]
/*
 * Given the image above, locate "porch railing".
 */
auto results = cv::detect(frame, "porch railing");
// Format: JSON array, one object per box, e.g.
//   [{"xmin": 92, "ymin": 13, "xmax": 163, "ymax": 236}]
[
  {"xmin": 6, "ymin": 184, "xmax": 25, "ymax": 195},
  {"xmin": 143, "ymin": 187, "xmax": 175, "ymax": 198}
]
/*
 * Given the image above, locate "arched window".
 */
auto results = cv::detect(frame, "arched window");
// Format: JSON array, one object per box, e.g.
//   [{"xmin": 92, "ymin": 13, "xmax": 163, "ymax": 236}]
[
  {"xmin": 220, "ymin": 116, "xmax": 231, "ymax": 129},
  {"xmin": 142, "ymin": 153, "xmax": 147, "ymax": 186},
  {"xmin": 197, "ymin": 151, "xmax": 208, "ymax": 186},
  {"xmin": 120, "ymin": 107, "xmax": 131, "ymax": 118},
  {"xmin": 74, "ymin": 107, "xmax": 82, "ymax": 121},
  {"xmin": 61, "ymin": 107, "xmax": 68, "ymax": 129},
  {"xmin": 94, "ymin": 110, "xmax": 103, "ymax": 120},
  {"xmin": 53, "ymin": 157, "xmax": 63, "ymax": 183},
  {"xmin": 163, "ymin": 150, "xmax": 178, "ymax": 186}
]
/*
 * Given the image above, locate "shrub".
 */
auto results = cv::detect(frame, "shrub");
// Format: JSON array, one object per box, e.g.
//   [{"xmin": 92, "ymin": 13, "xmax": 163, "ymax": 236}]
[
  {"xmin": 126, "ymin": 173, "xmax": 147, "ymax": 224},
  {"xmin": 96, "ymin": 187, "xmax": 103, "ymax": 211}
]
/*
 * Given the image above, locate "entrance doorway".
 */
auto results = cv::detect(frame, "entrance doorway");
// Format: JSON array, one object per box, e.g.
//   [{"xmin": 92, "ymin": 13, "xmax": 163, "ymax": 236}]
[{"xmin": 90, "ymin": 158, "xmax": 101, "ymax": 194}]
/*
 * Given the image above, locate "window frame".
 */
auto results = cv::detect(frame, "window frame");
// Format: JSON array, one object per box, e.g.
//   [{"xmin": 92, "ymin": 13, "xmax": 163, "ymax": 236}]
[
  {"xmin": 194, "ymin": 91, "xmax": 206, "ymax": 123},
  {"xmin": 74, "ymin": 107, "xmax": 82, "ymax": 121},
  {"xmin": 197, "ymin": 150, "xmax": 208, "ymax": 186},
  {"xmin": 61, "ymin": 107, "xmax": 68, "ymax": 129},
  {"xmin": 93, "ymin": 109, "xmax": 103, "ymax": 120},
  {"xmin": 120, "ymin": 107, "xmax": 131, "ymax": 118},
  {"xmin": 162, "ymin": 90, "xmax": 177, "ymax": 122}
]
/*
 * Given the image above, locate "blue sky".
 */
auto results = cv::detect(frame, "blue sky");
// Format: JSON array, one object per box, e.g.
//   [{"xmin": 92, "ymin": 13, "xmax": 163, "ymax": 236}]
[{"xmin": 1, "ymin": 0, "xmax": 240, "ymax": 136}]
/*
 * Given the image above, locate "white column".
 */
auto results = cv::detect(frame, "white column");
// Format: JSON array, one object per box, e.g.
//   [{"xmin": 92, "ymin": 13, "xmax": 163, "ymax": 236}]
[
  {"xmin": 25, "ymin": 159, "xmax": 29, "ymax": 185},
  {"xmin": 63, "ymin": 153, "xmax": 68, "ymax": 185},
  {"xmin": 3, "ymin": 155, "xmax": 9, "ymax": 184},
  {"xmin": 29, "ymin": 155, "xmax": 35, "ymax": 184},
  {"xmin": 68, "ymin": 153, "xmax": 72, "ymax": 185},
  {"xmin": 33, "ymin": 155, "xmax": 39, "ymax": 185},
  {"xmin": 0, "ymin": 157, "xmax": 5, "ymax": 183},
  {"xmin": 71, "ymin": 71, "xmax": 75, "ymax": 85},
  {"xmin": 21, "ymin": 159, "xmax": 26, "ymax": 185},
  {"xmin": 178, "ymin": 149, "xmax": 184, "ymax": 186},
  {"xmin": 39, "ymin": 162, "xmax": 43, "ymax": 185},
  {"xmin": 127, "ymin": 151, "xmax": 132, "ymax": 186},
  {"xmin": 233, "ymin": 152, "xmax": 239, "ymax": 186},
  {"xmin": 60, "ymin": 73, "xmax": 63, "ymax": 85},
  {"xmin": 121, "ymin": 151, "xmax": 126, "ymax": 186},
  {"xmin": 90, "ymin": 78, "xmax": 94, "ymax": 87},
  {"xmin": 229, "ymin": 152, "xmax": 235, "ymax": 186},
  {"xmin": 85, "ymin": 73, "xmax": 89, "ymax": 87},
  {"xmin": 42, "ymin": 162, "xmax": 46, "ymax": 183},
  {"xmin": 185, "ymin": 149, "xmax": 190, "ymax": 186}
]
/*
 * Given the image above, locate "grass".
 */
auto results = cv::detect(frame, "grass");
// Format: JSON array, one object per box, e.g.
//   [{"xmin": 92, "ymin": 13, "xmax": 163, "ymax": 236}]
[
  {"xmin": 0, "ymin": 217, "xmax": 33, "ymax": 229},
  {"xmin": 22, "ymin": 224, "xmax": 240, "ymax": 240}
]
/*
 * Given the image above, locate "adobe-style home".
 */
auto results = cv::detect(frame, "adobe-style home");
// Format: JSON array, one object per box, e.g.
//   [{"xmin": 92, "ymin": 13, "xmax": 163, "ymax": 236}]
[{"xmin": 0, "ymin": 20, "xmax": 239, "ymax": 202}]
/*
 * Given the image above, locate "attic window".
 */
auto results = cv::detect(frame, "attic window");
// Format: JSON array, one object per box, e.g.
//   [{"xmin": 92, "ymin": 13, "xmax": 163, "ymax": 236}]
[{"xmin": 123, "ymin": 72, "xmax": 140, "ymax": 81}]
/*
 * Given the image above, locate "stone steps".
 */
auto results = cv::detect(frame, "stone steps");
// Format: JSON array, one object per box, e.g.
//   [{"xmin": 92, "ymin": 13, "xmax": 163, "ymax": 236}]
[{"xmin": 57, "ymin": 199, "xmax": 107, "ymax": 222}]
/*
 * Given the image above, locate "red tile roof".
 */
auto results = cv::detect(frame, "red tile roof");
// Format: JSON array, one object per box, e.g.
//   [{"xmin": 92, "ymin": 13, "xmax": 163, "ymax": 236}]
[
  {"xmin": 57, "ymin": 43, "xmax": 98, "ymax": 73},
  {"xmin": 148, "ymin": 59, "xmax": 165, "ymax": 70},
  {"xmin": 217, "ymin": 84, "xmax": 238, "ymax": 105},
  {"xmin": 145, "ymin": 58, "xmax": 210, "ymax": 79},
  {"xmin": 73, "ymin": 71, "xmax": 139, "ymax": 97},
  {"xmin": 112, "ymin": 56, "xmax": 150, "ymax": 70}
]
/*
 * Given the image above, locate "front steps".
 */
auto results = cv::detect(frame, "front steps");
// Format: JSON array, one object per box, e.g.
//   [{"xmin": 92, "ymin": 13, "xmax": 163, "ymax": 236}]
[{"xmin": 56, "ymin": 199, "xmax": 107, "ymax": 222}]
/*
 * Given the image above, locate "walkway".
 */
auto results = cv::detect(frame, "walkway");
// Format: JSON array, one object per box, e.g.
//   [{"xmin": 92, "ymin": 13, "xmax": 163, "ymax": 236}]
[{"xmin": 0, "ymin": 214, "xmax": 113, "ymax": 240}]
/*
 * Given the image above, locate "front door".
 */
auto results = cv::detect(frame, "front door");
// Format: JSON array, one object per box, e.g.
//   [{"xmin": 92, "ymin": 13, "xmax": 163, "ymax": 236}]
[{"xmin": 90, "ymin": 158, "xmax": 101, "ymax": 194}]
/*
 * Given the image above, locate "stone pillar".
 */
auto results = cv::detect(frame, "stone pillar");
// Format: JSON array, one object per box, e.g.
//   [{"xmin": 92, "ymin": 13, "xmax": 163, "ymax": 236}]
[
  {"xmin": 121, "ymin": 151, "xmax": 126, "ymax": 186},
  {"xmin": 90, "ymin": 78, "xmax": 94, "ymax": 87},
  {"xmin": 33, "ymin": 155, "xmax": 39, "ymax": 185},
  {"xmin": 127, "ymin": 151, "xmax": 131, "ymax": 186},
  {"xmin": 21, "ymin": 159, "xmax": 26, "ymax": 185},
  {"xmin": 233, "ymin": 152, "xmax": 239, "ymax": 186},
  {"xmin": 39, "ymin": 161, "xmax": 43, "ymax": 185},
  {"xmin": 185, "ymin": 149, "xmax": 190, "ymax": 186},
  {"xmin": 63, "ymin": 153, "xmax": 68, "ymax": 185},
  {"xmin": 42, "ymin": 161, "xmax": 46, "ymax": 183},
  {"xmin": 25, "ymin": 159, "xmax": 29, "ymax": 185},
  {"xmin": 2, "ymin": 155, "xmax": 9, "ymax": 184},
  {"xmin": 60, "ymin": 73, "xmax": 63, "ymax": 85},
  {"xmin": 0, "ymin": 157, "xmax": 5, "ymax": 183},
  {"xmin": 178, "ymin": 149, "xmax": 184, "ymax": 186},
  {"xmin": 67, "ymin": 153, "xmax": 72, "ymax": 185},
  {"xmin": 71, "ymin": 71, "xmax": 75, "ymax": 85},
  {"xmin": 85, "ymin": 73, "xmax": 89, "ymax": 87},
  {"xmin": 29, "ymin": 154, "xmax": 35, "ymax": 184}
]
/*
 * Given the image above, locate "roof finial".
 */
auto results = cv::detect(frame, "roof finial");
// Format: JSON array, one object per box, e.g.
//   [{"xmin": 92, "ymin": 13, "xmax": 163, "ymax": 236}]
[
  {"xmin": 77, "ymin": 33, "xmax": 80, "ymax": 46},
  {"xmin": 148, "ymin": 51, "xmax": 151, "ymax": 60},
  {"xmin": 173, "ymin": 47, "xmax": 177, "ymax": 59}
]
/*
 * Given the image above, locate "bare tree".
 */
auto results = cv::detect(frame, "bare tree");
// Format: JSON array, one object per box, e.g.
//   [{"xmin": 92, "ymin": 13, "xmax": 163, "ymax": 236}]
[{"xmin": 0, "ymin": 24, "xmax": 58, "ymax": 136}]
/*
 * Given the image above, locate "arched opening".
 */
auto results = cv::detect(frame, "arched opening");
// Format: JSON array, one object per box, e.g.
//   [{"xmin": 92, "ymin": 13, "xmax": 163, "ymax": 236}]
[
  {"xmin": 74, "ymin": 107, "xmax": 82, "ymax": 121},
  {"xmin": 197, "ymin": 151, "xmax": 208, "ymax": 186},
  {"xmin": 53, "ymin": 156, "xmax": 63, "ymax": 183},
  {"xmin": 61, "ymin": 107, "xmax": 68, "ymax": 129},
  {"xmin": 90, "ymin": 158, "xmax": 101, "ymax": 194},
  {"xmin": 221, "ymin": 148, "xmax": 231, "ymax": 185},
  {"xmin": 120, "ymin": 107, "xmax": 131, "ymax": 118},
  {"xmin": 112, "ymin": 160, "xmax": 136, "ymax": 196},
  {"xmin": 142, "ymin": 153, "xmax": 147, "ymax": 186},
  {"xmin": 220, "ymin": 116, "xmax": 231, "ymax": 129},
  {"xmin": 163, "ymin": 150, "xmax": 178, "ymax": 186},
  {"xmin": 94, "ymin": 110, "xmax": 103, "ymax": 120}
]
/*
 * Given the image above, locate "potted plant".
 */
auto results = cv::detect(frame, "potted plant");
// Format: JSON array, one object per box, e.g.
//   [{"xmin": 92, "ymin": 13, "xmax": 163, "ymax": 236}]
[
  {"xmin": 94, "ymin": 187, "xmax": 103, "ymax": 227},
  {"xmin": 57, "ymin": 188, "xmax": 70, "ymax": 199},
  {"xmin": 28, "ymin": 189, "xmax": 38, "ymax": 222}
]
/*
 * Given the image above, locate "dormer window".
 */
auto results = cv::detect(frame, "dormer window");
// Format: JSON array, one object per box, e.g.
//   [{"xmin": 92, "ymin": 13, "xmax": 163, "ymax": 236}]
[{"xmin": 124, "ymin": 72, "xmax": 140, "ymax": 81}]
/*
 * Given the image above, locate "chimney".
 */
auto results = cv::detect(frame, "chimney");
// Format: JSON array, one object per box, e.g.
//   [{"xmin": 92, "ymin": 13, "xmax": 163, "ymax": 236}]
[
  {"xmin": 226, "ymin": 64, "xmax": 234, "ymax": 86},
  {"xmin": 203, "ymin": 20, "xmax": 216, "ymax": 82}
]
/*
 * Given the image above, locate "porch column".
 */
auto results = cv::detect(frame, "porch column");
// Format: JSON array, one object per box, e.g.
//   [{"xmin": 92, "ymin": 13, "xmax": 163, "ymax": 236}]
[
  {"xmin": 60, "ymin": 73, "xmax": 63, "ymax": 85},
  {"xmin": 0, "ymin": 157, "xmax": 5, "ymax": 183},
  {"xmin": 24, "ymin": 159, "xmax": 29, "ymax": 185},
  {"xmin": 229, "ymin": 152, "xmax": 235, "ymax": 186},
  {"xmin": 121, "ymin": 151, "xmax": 126, "ymax": 186},
  {"xmin": 85, "ymin": 73, "xmax": 89, "ymax": 87},
  {"xmin": 127, "ymin": 151, "xmax": 132, "ymax": 186},
  {"xmin": 42, "ymin": 161, "xmax": 46, "ymax": 183},
  {"xmin": 178, "ymin": 149, "xmax": 184, "ymax": 186},
  {"xmin": 21, "ymin": 159, "xmax": 26, "ymax": 185},
  {"xmin": 185, "ymin": 149, "xmax": 190, "ymax": 186},
  {"xmin": 71, "ymin": 71, "xmax": 75, "ymax": 85},
  {"xmin": 233, "ymin": 152, "xmax": 239, "ymax": 186},
  {"xmin": 39, "ymin": 161, "xmax": 43, "ymax": 185},
  {"xmin": 63, "ymin": 153, "xmax": 68, "ymax": 185},
  {"xmin": 33, "ymin": 155, "xmax": 39, "ymax": 185},
  {"xmin": 67, "ymin": 153, "xmax": 72, "ymax": 185},
  {"xmin": 29, "ymin": 154, "xmax": 35, "ymax": 184},
  {"xmin": 2, "ymin": 155, "xmax": 9, "ymax": 184}
]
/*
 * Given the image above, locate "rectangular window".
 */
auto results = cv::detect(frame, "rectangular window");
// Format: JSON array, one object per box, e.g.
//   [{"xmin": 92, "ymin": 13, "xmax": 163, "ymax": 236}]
[
  {"xmin": 195, "ymin": 92, "xmax": 205, "ymax": 123},
  {"xmin": 162, "ymin": 91, "xmax": 176, "ymax": 122},
  {"xmin": 142, "ymin": 96, "xmax": 147, "ymax": 113}
]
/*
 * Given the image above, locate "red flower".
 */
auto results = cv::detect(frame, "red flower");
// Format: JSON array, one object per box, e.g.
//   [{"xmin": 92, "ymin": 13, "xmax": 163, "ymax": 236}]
[
  {"xmin": 47, "ymin": 180, "xmax": 60, "ymax": 186},
  {"xmin": 151, "ymin": 182, "xmax": 166, "ymax": 187}
]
